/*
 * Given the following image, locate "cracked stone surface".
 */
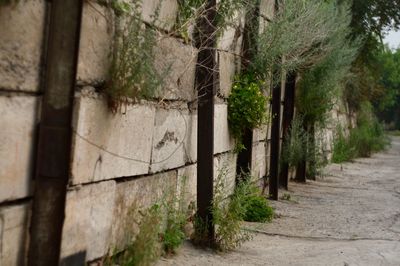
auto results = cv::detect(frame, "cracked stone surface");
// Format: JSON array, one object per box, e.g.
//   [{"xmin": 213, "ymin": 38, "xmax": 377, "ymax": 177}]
[{"xmin": 157, "ymin": 137, "xmax": 400, "ymax": 266}]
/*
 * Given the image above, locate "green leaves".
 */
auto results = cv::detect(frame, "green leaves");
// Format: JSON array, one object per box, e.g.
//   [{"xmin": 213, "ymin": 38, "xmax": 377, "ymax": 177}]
[
  {"xmin": 106, "ymin": 1, "xmax": 168, "ymax": 112},
  {"xmin": 243, "ymin": 195, "xmax": 274, "ymax": 223},
  {"xmin": 332, "ymin": 102, "xmax": 388, "ymax": 163},
  {"xmin": 228, "ymin": 75, "xmax": 268, "ymax": 152},
  {"xmin": 281, "ymin": 116, "xmax": 308, "ymax": 169}
]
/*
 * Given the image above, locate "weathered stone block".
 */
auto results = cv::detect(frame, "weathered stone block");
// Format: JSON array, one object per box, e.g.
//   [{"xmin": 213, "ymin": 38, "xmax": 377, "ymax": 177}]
[
  {"xmin": 318, "ymin": 128, "xmax": 334, "ymax": 162},
  {"xmin": 217, "ymin": 9, "xmax": 244, "ymax": 54},
  {"xmin": 260, "ymin": 0, "xmax": 275, "ymax": 20},
  {"xmin": 111, "ymin": 171, "xmax": 177, "ymax": 249},
  {"xmin": 0, "ymin": 203, "xmax": 30, "ymax": 266},
  {"xmin": 253, "ymin": 123, "xmax": 269, "ymax": 142},
  {"xmin": 141, "ymin": 0, "xmax": 178, "ymax": 31},
  {"xmin": 251, "ymin": 141, "xmax": 267, "ymax": 180},
  {"xmin": 150, "ymin": 107, "xmax": 192, "ymax": 172},
  {"xmin": 214, "ymin": 152, "xmax": 237, "ymax": 196},
  {"xmin": 70, "ymin": 92, "xmax": 155, "ymax": 184},
  {"xmin": 60, "ymin": 181, "xmax": 117, "ymax": 262},
  {"xmin": 186, "ymin": 110, "xmax": 198, "ymax": 163},
  {"xmin": 177, "ymin": 164, "xmax": 197, "ymax": 206},
  {"xmin": 218, "ymin": 51, "xmax": 239, "ymax": 98},
  {"xmin": 77, "ymin": 2, "xmax": 114, "ymax": 85},
  {"xmin": 214, "ymin": 104, "xmax": 235, "ymax": 154},
  {"xmin": 259, "ymin": 16, "xmax": 270, "ymax": 35},
  {"xmin": 0, "ymin": 0, "xmax": 46, "ymax": 92},
  {"xmin": 0, "ymin": 96, "xmax": 38, "ymax": 202},
  {"xmin": 154, "ymin": 37, "xmax": 198, "ymax": 101}
]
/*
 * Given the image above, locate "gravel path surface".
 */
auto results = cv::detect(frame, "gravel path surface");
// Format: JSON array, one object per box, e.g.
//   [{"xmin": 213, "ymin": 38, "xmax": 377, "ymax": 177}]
[{"xmin": 157, "ymin": 137, "xmax": 400, "ymax": 266}]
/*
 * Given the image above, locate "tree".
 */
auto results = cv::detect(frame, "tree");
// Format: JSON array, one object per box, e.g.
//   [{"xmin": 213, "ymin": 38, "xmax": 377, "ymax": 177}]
[
  {"xmin": 341, "ymin": 0, "xmax": 400, "ymax": 111},
  {"xmin": 374, "ymin": 47, "xmax": 400, "ymax": 128}
]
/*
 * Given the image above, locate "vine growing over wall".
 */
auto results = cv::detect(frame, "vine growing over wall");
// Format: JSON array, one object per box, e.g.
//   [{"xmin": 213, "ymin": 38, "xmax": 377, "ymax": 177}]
[{"xmin": 176, "ymin": 0, "xmax": 248, "ymax": 39}]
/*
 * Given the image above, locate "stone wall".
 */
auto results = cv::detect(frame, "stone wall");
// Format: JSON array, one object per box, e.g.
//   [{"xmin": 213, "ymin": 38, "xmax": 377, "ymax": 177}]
[
  {"xmin": 319, "ymin": 101, "xmax": 356, "ymax": 162},
  {"xmin": 0, "ymin": 0, "xmax": 351, "ymax": 264},
  {"xmin": 0, "ymin": 1, "xmax": 45, "ymax": 265}
]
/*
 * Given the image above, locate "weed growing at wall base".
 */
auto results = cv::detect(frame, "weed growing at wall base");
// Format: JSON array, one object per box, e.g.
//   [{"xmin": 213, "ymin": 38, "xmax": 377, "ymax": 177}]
[
  {"xmin": 192, "ymin": 170, "xmax": 274, "ymax": 251},
  {"xmin": 332, "ymin": 125, "xmax": 352, "ymax": 163},
  {"xmin": 212, "ymin": 172, "xmax": 253, "ymax": 251},
  {"xmin": 105, "ymin": 184, "xmax": 190, "ymax": 265},
  {"xmin": 106, "ymin": 204, "xmax": 162, "ymax": 266},
  {"xmin": 281, "ymin": 116, "xmax": 308, "ymax": 170},
  {"xmin": 243, "ymin": 193, "xmax": 274, "ymax": 223},
  {"xmin": 332, "ymin": 102, "xmax": 389, "ymax": 163}
]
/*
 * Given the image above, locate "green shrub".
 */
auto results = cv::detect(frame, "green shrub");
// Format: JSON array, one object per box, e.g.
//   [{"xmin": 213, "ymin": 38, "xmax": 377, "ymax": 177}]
[
  {"xmin": 281, "ymin": 116, "xmax": 308, "ymax": 169},
  {"xmin": 243, "ymin": 195, "xmax": 274, "ymax": 223},
  {"xmin": 228, "ymin": 75, "xmax": 267, "ymax": 152},
  {"xmin": 161, "ymin": 190, "xmax": 188, "ymax": 255},
  {"xmin": 332, "ymin": 102, "xmax": 389, "ymax": 163},
  {"xmin": 332, "ymin": 126, "xmax": 352, "ymax": 163},
  {"xmin": 106, "ymin": 186, "xmax": 190, "ymax": 264},
  {"xmin": 212, "ymin": 177, "xmax": 253, "ymax": 251},
  {"xmin": 192, "ymin": 169, "xmax": 253, "ymax": 251},
  {"xmin": 192, "ymin": 169, "xmax": 274, "ymax": 251}
]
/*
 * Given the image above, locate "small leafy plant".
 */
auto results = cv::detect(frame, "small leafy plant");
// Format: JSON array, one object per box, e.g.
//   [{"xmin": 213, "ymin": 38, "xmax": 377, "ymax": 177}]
[
  {"xmin": 228, "ymin": 75, "xmax": 268, "ymax": 152},
  {"xmin": 212, "ymin": 174, "xmax": 253, "ymax": 251},
  {"xmin": 107, "ymin": 204, "xmax": 163, "ymax": 266},
  {"xmin": 105, "ymin": 185, "xmax": 190, "ymax": 264},
  {"xmin": 192, "ymin": 170, "xmax": 274, "ymax": 251},
  {"xmin": 243, "ymin": 194, "xmax": 274, "ymax": 223},
  {"xmin": 332, "ymin": 125, "xmax": 352, "ymax": 163},
  {"xmin": 160, "ymin": 186, "xmax": 189, "ymax": 255}
]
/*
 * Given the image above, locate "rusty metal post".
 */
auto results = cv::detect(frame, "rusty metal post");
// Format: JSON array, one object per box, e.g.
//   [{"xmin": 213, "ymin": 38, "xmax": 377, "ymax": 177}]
[
  {"xmin": 295, "ymin": 120, "xmax": 308, "ymax": 183},
  {"xmin": 308, "ymin": 122, "xmax": 316, "ymax": 180},
  {"xmin": 269, "ymin": 70, "xmax": 281, "ymax": 200},
  {"xmin": 236, "ymin": 0, "xmax": 260, "ymax": 178},
  {"xmin": 279, "ymin": 72, "xmax": 296, "ymax": 189},
  {"xmin": 195, "ymin": 0, "xmax": 217, "ymax": 245},
  {"xmin": 28, "ymin": 1, "xmax": 83, "ymax": 265}
]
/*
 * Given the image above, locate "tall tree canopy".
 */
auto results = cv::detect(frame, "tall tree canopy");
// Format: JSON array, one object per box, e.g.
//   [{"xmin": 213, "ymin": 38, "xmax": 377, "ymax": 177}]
[{"xmin": 342, "ymin": 0, "xmax": 400, "ymax": 110}]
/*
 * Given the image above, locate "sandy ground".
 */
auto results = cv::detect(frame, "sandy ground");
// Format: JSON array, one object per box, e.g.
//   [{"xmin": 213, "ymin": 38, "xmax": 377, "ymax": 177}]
[{"xmin": 157, "ymin": 137, "xmax": 400, "ymax": 266}]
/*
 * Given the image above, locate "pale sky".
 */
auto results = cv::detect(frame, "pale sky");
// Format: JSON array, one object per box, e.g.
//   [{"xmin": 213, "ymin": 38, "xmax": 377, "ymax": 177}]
[{"xmin": 384, "ymin": 29, "xmax": 400, "ymax": 49}]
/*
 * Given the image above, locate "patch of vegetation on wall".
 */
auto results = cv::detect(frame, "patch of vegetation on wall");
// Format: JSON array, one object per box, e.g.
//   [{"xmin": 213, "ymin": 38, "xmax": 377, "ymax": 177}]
[
  {"xmin": 175, "ymin": 0, "xmax": 247, "ymax": 40},
  {"xmin": 228, "ymin": 75, "xmax": 268, "ymax": 152},
  {"xmin": 102, "ymin": 0, "xmax": 170, "ymax": 112}
]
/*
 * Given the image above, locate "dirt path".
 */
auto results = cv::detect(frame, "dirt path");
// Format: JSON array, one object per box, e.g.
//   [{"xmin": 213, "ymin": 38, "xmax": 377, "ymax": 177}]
[{"xmin": 157, "ymin": 137, "xmax": 400, "ymax": 266}]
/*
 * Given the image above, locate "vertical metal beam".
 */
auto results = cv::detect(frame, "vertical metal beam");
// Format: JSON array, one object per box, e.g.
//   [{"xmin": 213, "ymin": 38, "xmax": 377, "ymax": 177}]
[
  {"xmin": 28, "ymin": 1, "xmax": 83, "ymax": 265},
  {"xmin": 236, "ymin": 128, "xmax": 253, "ymax": 176},
  {"xmin": 295, "ymin": 120, "xmax": 308, "ymax": 183},
  {"xmin": 308, "ymin": 122, "xmax": 316, "ymax": 180},
  {"xmin": 279, "ymin": 72, "xmax": 296, "ymax": 189},
  {"xmin": 196, "ymin": 0, "xmax": 217, "ymax": 245},
  {"xmin": 269, "ymin": 70, "xmax": 281, "ymax": 200},
  {"xmin": 236, "ymin": 0, "xmax": 260, "ymax": 178}
]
